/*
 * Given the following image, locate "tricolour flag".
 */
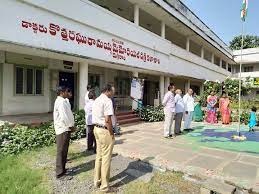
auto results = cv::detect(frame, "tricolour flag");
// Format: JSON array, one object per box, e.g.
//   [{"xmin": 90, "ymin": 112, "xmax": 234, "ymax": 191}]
[{"xmin": 241, "ymin": 0, "xmax": 248, "ymax": 21}]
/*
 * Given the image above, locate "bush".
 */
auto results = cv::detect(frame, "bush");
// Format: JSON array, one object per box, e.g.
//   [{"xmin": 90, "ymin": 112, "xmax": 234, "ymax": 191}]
[
  {"xmin": 0, "ymin": 122, "xmax": 55, "ymax": 156},
  {"xmin": 136, "ymin": 105, "xmax": 164, "ymax": 122},
  {"xmin": 0, "ymin": 110, "xmax": 86, "ymax": 156},
  {"xmin": 71, "ymin": 109, "xmax": 86, "ymax": 140}
]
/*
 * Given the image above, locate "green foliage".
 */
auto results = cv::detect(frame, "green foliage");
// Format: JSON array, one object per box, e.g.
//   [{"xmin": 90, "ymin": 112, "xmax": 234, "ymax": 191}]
[
  {"xmin": 0, "ymin": 123, "xmax": 55, "ymax": 156},
  {"xmin": 71, "ymin": 109, "xmax": 86, "ymax": 140},
  {"xmin": 229, "ymin": 35, "xmax": 259, "ymax": 50},
  {"xmin": 136, "ymin": 105, "xmax": 164, "ymax": 122},
  {"xmin": 0, "ymin": 110, "xmax": 86, "ymax": 156},
  {"xmin": 200, "ymin": 80, "xmax": 221, "ymax": 106},
  {"xmin": 223, "ymin": 78, "xmax": 252, "ymax": 100}
]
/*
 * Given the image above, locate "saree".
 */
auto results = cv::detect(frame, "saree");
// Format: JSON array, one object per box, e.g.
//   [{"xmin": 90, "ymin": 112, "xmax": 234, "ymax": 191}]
[
  {"xmin": 206, "ymin": 95, "xmax": 218, "ymax": 124},
  {"xmin": 219, "ymin": 97, "xmax": 230, "ymax": 124},
  {"xmin": 193, "ymin": 98, "xmax": 203, "ymax": 122}
]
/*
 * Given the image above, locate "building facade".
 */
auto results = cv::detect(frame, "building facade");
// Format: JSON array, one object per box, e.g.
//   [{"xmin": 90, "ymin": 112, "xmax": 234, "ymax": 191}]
[
  {"xmin": 233, "ymin": 48, "xmax": 259, "ymax": 99},
  {"xmin": 0, "ymin": 0, "xmax": 233, "ymax": 115}
]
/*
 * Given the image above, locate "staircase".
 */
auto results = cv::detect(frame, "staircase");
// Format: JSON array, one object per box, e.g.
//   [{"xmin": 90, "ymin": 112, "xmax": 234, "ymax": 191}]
[{"xmin": 116, "ymin": 111, "xmax": 142, "ymax": 125}]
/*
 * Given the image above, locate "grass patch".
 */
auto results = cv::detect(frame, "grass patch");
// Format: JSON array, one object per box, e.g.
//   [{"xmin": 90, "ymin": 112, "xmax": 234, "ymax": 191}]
[{"xmin": 0, "ymin": 153, "xmax": 49, "ymax": 194}]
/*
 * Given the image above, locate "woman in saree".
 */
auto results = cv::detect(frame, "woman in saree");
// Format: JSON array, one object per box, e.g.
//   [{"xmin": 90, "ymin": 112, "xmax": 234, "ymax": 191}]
[
  {"xmin": 219, "ymin": 93, "xmax": 231, "ymax": 124},
  {"xmin": 206, "ymin": 91, "xmax": 218, "ymax": 124},
  {"xmin": 193, "ymin": 94, "xmax": 203, "ymax": 122}
]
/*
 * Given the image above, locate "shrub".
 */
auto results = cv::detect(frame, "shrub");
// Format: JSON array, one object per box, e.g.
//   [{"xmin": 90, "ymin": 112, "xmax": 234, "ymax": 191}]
[
  {"xmin": 71, "ymin": 109, "xmax": 86, "ymax": 140},
  {"xmin": 136, "ymin": 105, "xmax": 164, "ymax": 122},
  {"xmin": 0, "ymin": 122, "xmax": 55, "ymax": 156},
  {"xmin": 0, "ymin": 110, "xmax": 86, "ymax": 156}
]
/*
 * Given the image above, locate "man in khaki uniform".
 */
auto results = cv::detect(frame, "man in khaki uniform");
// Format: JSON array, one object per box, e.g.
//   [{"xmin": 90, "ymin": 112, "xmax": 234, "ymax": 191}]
[{"xmin": 92, "ymin": 84, "xmax": 115, "ymax": 192}]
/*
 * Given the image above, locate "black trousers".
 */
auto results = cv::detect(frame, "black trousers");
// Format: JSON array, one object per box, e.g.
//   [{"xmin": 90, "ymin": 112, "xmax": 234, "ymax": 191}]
[
  {"xmin": 56, "ymin": 131, "xmax": 71, "ymax": 176},
  {"xmin": 87, "ymin": 125, "xmax": 96, "ymax": 152}
]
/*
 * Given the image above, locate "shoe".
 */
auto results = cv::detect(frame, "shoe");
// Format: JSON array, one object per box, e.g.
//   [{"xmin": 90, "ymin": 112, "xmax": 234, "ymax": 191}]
[{"xmin": 164, "ymin": 136, "xmax": 173, "ymax": 139}]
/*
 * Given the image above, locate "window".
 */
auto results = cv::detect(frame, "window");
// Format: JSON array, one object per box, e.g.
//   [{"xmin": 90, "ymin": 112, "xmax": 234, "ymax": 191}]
[
  {"xmin": 115, "ymin": 77, "xmax": 130, "ymax": 96},
  {"xmin": 222, "ymin": 60, "xmax": 226, "ymax": 69},
  {"xmin": 244, "ymin": 66, "xmax": 254, "ymax": 72},
  {"xmin": 15, "ymin": 66, "xmax": 44, "ymax": 95},
  {"xmin": 228, "ymin": 66, "xmax": 232, "ymax": 72},
  {"xmin": 15, "ymin": 67, "xmax": 24, "ymax": 94}
]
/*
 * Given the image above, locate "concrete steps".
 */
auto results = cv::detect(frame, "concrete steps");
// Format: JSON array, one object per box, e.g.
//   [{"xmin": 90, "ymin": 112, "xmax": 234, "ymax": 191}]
[{"xmin": 116, "ymin": 111, "xmax": 141, "ymax": 125}]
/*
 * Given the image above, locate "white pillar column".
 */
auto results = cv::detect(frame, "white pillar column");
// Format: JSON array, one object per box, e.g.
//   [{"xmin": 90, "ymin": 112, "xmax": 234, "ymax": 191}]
[
  {"xmin": 160, "ymin": 76, "xmax": 165, "ymax": 103},
  {"xmin": 186, "ymin": 37, "xmax": 190, "ymax": 52},
  {"xmin": 211, "ymin": 53, "xmax": 215, "ymax": 64},
  {"xmin": 201, "ymin": 47, "xmax": 204, "ymax": 59},
  {"xmin": 132, "ymin": 72, "xmax": 139, "ymax": 110},
  {"xmin": 161, "ymin": 21, "xmax": 165, "ymax": 38},
  {"xmin": 134, "ymin": 4, "xmax": 139, "ymax": 26},
  {"xmin": 133, "ymin": 71, "xmax": 138, "ymax": 78},
  {"xmin": 79, "ymin": 62, "xmax": 88, "ymax": 109},
  {"xmin": 165, "ymin": 77, "xmax": 170, "ymax": 94},
  {"xmin": 226, "ymin": 63, "xmax": 229, "ymax": 71},
  {"xmin": 220, "ymin": 58, "xmax": 223, "ymax": 68},
  {"xmin": 185, "ymin": 80, "xmax": 191, "ymax": 93}
]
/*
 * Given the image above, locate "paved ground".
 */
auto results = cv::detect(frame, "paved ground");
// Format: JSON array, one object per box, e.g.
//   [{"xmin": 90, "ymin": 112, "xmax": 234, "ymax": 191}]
[{"xmin": 108, "ymin": 122, "xmax": 259, "ymax": 193}]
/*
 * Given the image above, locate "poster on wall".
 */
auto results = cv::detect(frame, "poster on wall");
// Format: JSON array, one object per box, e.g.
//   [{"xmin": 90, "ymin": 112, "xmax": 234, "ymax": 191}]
[{"xmin": 130, "ymin": 78, "xmax": 143, "ymax": 100}]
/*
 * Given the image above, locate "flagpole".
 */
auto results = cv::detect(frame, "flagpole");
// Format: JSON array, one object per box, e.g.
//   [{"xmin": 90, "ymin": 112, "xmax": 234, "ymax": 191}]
[{"xmin": 238, "ymin": 21, "xmax": 244, "ymax": 136}]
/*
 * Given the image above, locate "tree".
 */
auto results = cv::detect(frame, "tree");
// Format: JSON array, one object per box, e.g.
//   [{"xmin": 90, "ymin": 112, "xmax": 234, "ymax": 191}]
[{"xmin": 229, "ymin": 35, "xmax": 259, "ymax": 50}]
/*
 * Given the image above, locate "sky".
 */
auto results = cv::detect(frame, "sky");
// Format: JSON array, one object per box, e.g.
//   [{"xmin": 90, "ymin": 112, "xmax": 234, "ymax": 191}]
[{"xmin": 182, "ymin": 0, "xmax": 259, "ymax": 45}]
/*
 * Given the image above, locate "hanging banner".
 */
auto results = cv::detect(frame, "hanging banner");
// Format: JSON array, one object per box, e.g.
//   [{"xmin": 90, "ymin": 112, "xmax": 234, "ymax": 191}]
[{"xmin": 130, "ymin": 78, "xmax": 143, "ymax": 100}]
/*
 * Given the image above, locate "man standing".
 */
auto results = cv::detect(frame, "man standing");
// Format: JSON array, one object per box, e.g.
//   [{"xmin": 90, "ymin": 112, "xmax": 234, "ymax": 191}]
[
  {"xmin": 183, "ymin": 88, "xmax": 195, "ymax": 131},
  {"xmin": 85, "ymin": 84, "xmax": 92, "ymax": 104},
  {"xmin": 162, "ymin": 83, "xmax": 176, "ymax": 138},
  {"xmin": 53, "ymin": 86, "xmax": 75, "ymax": 179},
  {"xmin": 174, "ymin": 89, "xmax": 184, "ymax": 135},
  {"xmin": 92, "ymin": 84, "xmax": 115, "ymax": 192}
]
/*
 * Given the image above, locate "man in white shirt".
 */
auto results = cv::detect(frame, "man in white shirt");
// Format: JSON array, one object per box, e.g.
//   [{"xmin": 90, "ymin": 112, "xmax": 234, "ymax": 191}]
[
  {"xmin": 84, "ymin": 90, "xmax": 96, "ymax": 153},
  {"xmin": 183, "ymin": 88, "xmax": 195, "ymax": 130},
  {"xmin": 85, "ymin": 84, "xmax": 92, "ymax": 105},
  {"xmin": 162, "ymin": 83, "xmax": 175, "ymax": 138},
  {"xmin": 174, "ymin": 89, "xmax": 184, "ymax": 135},
  {"xmin": 53, "ymin": 86, "xmax": 75, "ymax": 179},
  {"xmin": 92, "ymin": 84, "xmax": 115, "ymax": 192}
]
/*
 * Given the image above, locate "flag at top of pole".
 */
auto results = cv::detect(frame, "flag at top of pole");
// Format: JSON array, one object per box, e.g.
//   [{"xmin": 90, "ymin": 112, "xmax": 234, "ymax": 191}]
[{"xmin": 241, "ymin": 0, "xmax": 248, "ymax": 21}]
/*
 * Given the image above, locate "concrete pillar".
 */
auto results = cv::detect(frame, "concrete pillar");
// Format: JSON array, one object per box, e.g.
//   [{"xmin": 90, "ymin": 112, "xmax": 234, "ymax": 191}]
[
  {"xmin": 186, "ymin": 37, "xmax": 190, "ymax": 51},
  {"xmin": 161, "ymin": 21, "xmax": 165, "ymax": 38},
  {"xmin": 211, "ymin": 53, "xmax": 215, "ymax": 64},
  {"xmin": 79, "ymin": 62, "xmax": 88, "ymax": 109},
  {"xmin": 132, "ymin": 71, "xmax": 139, "ymax": 110},
  {"xmin": 165, "ymin": 77, "xmax": 170, "ymax": 93},
  {"xmin": 134, "ymin": 4, "xmax": 139, "ymax": 26},
  {"xmin": 133, "ymin": 71, "xmax": 138, "ymax": 78},
  {"xmin": 185, "ymin": 80, "xmax": 190, "ymax": 93},
  {"xmin": 220, "ymin": 58, "xmax": 223, "ymax": 68},
  {"xmin": 159, "ymin": 76, "xmax": 165, "ymax": 103},
  {"xmin": 201, "ymin": 47, "xmax": 204, "ymax": 59}
]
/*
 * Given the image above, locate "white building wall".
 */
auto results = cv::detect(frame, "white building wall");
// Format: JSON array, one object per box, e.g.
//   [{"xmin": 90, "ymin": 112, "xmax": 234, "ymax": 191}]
[
  {"xmin": 2, "ymin": 63, "xmax": 50, "ymax": 115},
  {"xmin": 0, "ymin": 0, "xmax": 230, "ymax": 81}
]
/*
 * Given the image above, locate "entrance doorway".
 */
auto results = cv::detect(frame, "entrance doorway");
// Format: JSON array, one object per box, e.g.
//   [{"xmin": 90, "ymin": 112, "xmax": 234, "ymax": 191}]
[
  {"xmin": 143, "ymin": 80, "xmax": 159, "ymax": 106},
  {"xmin": 89, "ymin": 74, "xmax": 101, "ymax": 96},
  {"xmin": 190, "ymin": 84, "xmax": 200, "ymax": 95},
  {"xmin": 59, "ymin": 72, "xmax": 75, "ymax": 109}
]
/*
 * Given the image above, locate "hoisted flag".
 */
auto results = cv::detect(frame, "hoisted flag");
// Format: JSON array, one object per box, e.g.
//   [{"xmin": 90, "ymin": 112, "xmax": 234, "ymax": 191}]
[{"xmin": 241, "ymin": 0, "xmax": 248, "ymax": 21}]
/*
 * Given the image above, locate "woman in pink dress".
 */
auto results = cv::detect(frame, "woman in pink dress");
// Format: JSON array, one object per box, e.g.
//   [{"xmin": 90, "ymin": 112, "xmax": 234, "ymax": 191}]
[
  {"xmin": 206, "ymin": 91, "xmax": 218, "ymax": 124},
  {"xmin": 219, "ymin": 93, "xmax": 231, "ymax": 124}
]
